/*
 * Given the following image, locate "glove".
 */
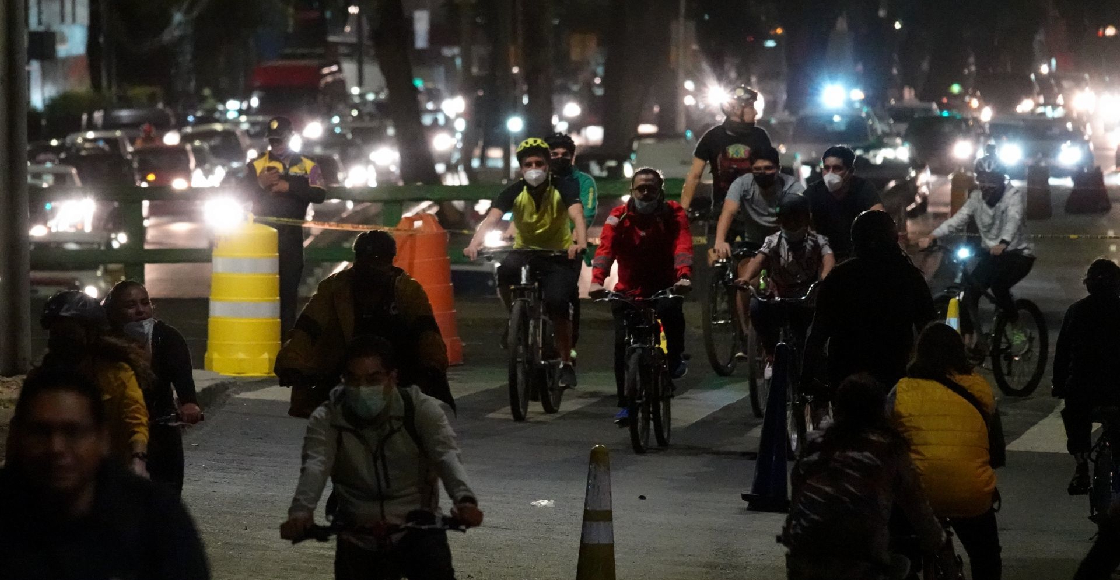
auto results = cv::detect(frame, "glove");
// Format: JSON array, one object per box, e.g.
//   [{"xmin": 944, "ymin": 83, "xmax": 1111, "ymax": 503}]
[
  {"xmin": 588, "ymin": 282, "xmax": 608, "ymax": 300},
  {"xmin": 672, "ymin": 278, "xmax": 692, "ymax": 295}
]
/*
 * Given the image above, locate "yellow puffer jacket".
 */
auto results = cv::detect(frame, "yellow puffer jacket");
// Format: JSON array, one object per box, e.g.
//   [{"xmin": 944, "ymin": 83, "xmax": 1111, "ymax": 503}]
[
  {"xmin": 891, "ymin": 372, "xmax": 996, "ymax": 518},
  {"xmin": 88, "ymin": 359, "xmax": 150, "ymax": 464}
]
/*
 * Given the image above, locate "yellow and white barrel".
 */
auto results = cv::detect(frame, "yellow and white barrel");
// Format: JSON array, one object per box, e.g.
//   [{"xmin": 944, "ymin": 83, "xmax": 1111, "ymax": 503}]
[{"xmin": 204, "ymin": 222, "xmax": 280, "ymax": 376}]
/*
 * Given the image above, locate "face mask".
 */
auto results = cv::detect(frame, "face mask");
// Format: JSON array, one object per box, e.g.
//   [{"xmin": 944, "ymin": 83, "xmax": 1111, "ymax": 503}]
[
  {"xmin": 122, "ymin": 318, "xmax": 156, "ymax": 348},
  {"xmin": 549, "ymin": 158, "xmax": 573, "ymax": 175},
  {"xmin": 633, "ymin": 197, "xmax": 659, "ymax": 214},
  {"xmin": 524, "ymin": 169, "xmax": 547, "ymax": 187},
  {"xmin": 345, "ymin": 386, "xmax": 389, "ymax": 421},
  {"xmin": 754, "ymin": 173, "xmax": 777, "ymax": 189},
  {"xmin": 782, "ymin": 227, "xmax": 808, "ymax": 244},
  {"xmin": 823, "ymin": 173, "xmax": 845, "ymax": 192},
  {"xmin": 981, "ymin": 186, "xmax": 1004, "ymax": 207}
]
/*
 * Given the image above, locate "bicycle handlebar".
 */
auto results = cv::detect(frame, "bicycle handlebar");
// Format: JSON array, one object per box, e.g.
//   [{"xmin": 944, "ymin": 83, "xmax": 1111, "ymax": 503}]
[
  {"xmin": 292, "ymin": 516, "xmax": 469, "ymax": 545},
  {"xmin": 476, "ymin": 247, "xmax": 585, "ymax": 261},
  {"xmin": 734, "ymin": 281, "xmax": 819, "ymax": 304},
  {"xmin": 598, "ymin": 287, "xmax": 685, "ymax": 306},
  {"xmin": 151, "ymin": 412, "xmax": 206, "ymax": 426}
]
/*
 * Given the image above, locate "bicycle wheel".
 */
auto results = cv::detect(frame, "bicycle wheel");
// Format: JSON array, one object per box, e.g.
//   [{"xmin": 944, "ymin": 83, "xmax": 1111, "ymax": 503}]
[
  {"xmin": 652, "ymin": 359, "xmax": 672, "ymax": 447},
  {"xmin": 702, "ymin": 268, "xmax": 740, "ymax": 376},
  {"xmin": 747, "ymin": 327, "xmax": 770, "ymax": 419},
  {"xmin": 626, "ymin": 351, "xmax": 651, "ymax": 454},
  {"xmin": 1091, "ymin": 438, "xmax": 1114, "ymax": 523},
  {"xmin": 991, "ymin": 298, "xmax": 1048, "ymax": 396},
  {"xmin": 507, "ymin": 302, "xmax": 531, "ymax": 421},
  {"xmin": 777, "ymin": 343, "xmax": 808, "ymax": 456},
  {"xmin": 539, "ymin": 357, "xmax": 564, "ymax": 414}
]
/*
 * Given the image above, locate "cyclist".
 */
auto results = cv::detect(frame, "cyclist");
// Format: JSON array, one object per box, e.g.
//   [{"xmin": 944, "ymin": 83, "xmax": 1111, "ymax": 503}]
[
  {"xmin": 714, "ymin": 146, "xmax": 806, "ymax": 343},
  {"xmin": 892, "ymin": 323, "xmax": 1002, "ymax": 580},
  {"xmin": 680, "ymin": 84, "xmax": 772, "ymax": 215},
  {"xmin": 804, "ymin": 211, "xmax": 935, "ymax": 396},
  {"xmin": 804, "ymin": 146, "xmax": 885, "ymax": 262},
  {"xmin": 1053, "ymin": 258, "xmax": 1120, "ymax": 495},
  {"xmin": 736, "ymin": 195, "xmax": 833, "ymax": 371},
  {"xmin": 587, "ymin": 167, "xmax": 693, "ymax": 425},
  {"xmin": 280, "ymin": 336, "xmax": 483, "ymax": 580},
  {"xmin": 920, "ymin": 155, "xmax": 1033, "ymax": 354},
  {"xmin": 464, "ymin": 138, "xmax": 588, "ymax": 387}
]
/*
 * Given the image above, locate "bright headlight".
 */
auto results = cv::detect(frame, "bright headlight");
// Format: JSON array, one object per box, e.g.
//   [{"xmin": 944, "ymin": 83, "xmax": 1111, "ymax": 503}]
[
  {"xmin": 956, "ymin": 246, "xmax": 972, "ymax": 260},
  {"xmin": 203, "ymin": 197, "xmax": 247, "ymax": 232},
  {"xmin": 952, "ymin": 140, "xmax": 974, "ymax": 160},
  {"xmin": 706, "ymin": 85, "xmax": 730, "ymax": 108},
  {"xmin": 895, "ymin": 145, "xmax": 910, "ymax": 162},
  {"xmin": 563, "ymin": 102, "xmax": 582, "ymax": 118},
  {"xmin": 162, "ymin": 131, "xmax": 181, "ymax": 146},
  {"xmin": 347, "ymin": 165, "xmax": 369, "ymax": 186},
  {"xmin": 431, "ymin": 132, "xmax": 456, "ymax": 152},
  {"xmin": 370, "ymin": 147, "xmax": 399, "ymax": 166},
  {"xmin": 302, "ymin": 122, "xmax": 324, "ymax": 139},
  {"xmin": 84, "ymin": 285, "xmax": 100, "ymax": 299},
  {"xmin": 29, "ymin": 224, "xmax": 49, "ymax": 237},
  {"xmin": 1015, "ymin": 98, "xmax": 1036, "ymax": 114},
  {"xmin": 1058, "ymin": 144, "xmax": 1083, "ymax": 166},
  {"xmin": 48, "ymin": 198, "xmax": 96, "ymax": 233},
  {"xmin": 997, "ymin": 143, "xmax": 1023, "ymax": 166},
  {"xmin": 171, "ymin": 177, "xmax": 190, "ymax": 190},
  {"xmin": 246, "ymin": 148, "xmax": 259, "ymax": 161},
  {"xmin": 483, "ymin": 230, "xmax": 506, "ymax": 248},
  {"xmin": 821, "ymin": 84, "xmax": 847, "ymax": 109}
]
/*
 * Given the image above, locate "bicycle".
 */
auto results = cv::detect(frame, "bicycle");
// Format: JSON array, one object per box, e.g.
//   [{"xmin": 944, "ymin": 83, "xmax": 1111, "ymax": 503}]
[
  {"xmin": 481, "ymin": 248, "xmax": 579, "ymax": 421},
  {"xmin": 924, "ymin": 241, "xmax": 1048, "ymax": 396},
  {"xmin": 291, "ymin": 514, "xmax": 469, "ymax": 545},
  {"xmin": 702, "ymin": 243, "xmax": 758, "ymax": 378},
  {"xmin": 1088, "ymin": 407, "xmax": 1120, "ymax": 525},
  {"xmin": 738, "ymin": 282, "xmax": 820, "ymax": 455},
  {"xmin": 603, "ymin": 288, "xmax": 682, "ymax": 454},
  {"xmin": 896, "ymin": 520, "xmax": 966, "ymax": 580}
]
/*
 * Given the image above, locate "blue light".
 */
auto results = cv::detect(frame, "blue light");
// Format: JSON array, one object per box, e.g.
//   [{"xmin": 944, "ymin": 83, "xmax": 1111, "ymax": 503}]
[{"xmin": 763, "ymin": 39, "xmax": 777, "ymax": 48}]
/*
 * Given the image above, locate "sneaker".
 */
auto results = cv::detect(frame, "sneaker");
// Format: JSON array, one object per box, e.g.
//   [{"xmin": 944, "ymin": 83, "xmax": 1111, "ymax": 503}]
[
  {"xmin": 614, "ymin": 407, "xmax": 630, "ymax": 427},
  {"xmin": 559, "ymin": 363, "xmax": 577, "ymax": 388},
  {"xmin": 1068, "ymin": 462, "xmax": 1091, "ymax": 496},
  {"xmin": 670, "ymin": 358, "xmax": 689, "ymax": 380},
  {"xmin": 734, "ymin": 350, "xmax": 751, "ymax": 361}
]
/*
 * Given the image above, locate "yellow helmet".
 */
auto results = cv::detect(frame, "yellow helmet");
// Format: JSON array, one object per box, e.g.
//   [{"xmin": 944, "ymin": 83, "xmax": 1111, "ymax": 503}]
[{"xmin": 516, "ymin": 137, "xmax": 550, "ymax": 161}]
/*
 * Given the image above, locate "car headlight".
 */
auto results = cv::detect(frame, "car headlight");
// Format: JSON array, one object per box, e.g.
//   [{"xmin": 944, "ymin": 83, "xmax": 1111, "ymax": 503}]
[
  {"xmin": 203, "ymin": 197, "xmax": 247, "ymax": 232},
  {"xmin": 431, "ymin": 132, "xmax": 456, "ymax": 152},
  {"xmin": 48, "ymin": 198, "xmax": 97, "ymax": 233},
  {"xmin": 952, "ymin": 140, "xmax": 975, "ymax": 160},
  {"xmin": 563, "ymin": 102, "xmax": 582, "ymax": 118},
  {"xmin": 1058, "ymin": 144, "xmax": 1083, "ymax": 166},
  {"xmin": 191, "ymin": 169, "xmax": 209, "ymax": 188},
  {"xmin": 956, "ymin": 246, "xmax": 972, "ymax": 260},
  {"xmin": 895, "ymin": 145, "xmax": 910, "ymax": 162},
  {"xmin": 370, "ymin": 147, "xmax": 399, "ymax": 166},
  {"xmin": 29, "ymin": 224, "xmax": 49, "ymax": 237},
  {"xmin": 162, "ymin": 131, "xmax": 181, "ymax": 146},
  {"xmin": 84, "ymin": 285, "xmax": 100, "ymax": 299},
  {"xmin": 302, "ymin": 122, "xmax": 324, "ymax": 140},
  {"xmin": 997, "ymin": 143, "xmax": 1023, "ymax": 166},
  {"xmin": 246, "ymin": 148, "xmax": 259, "ymax": 162},
  {"xmin": 172, "ymin": 177, "xmax": 190, "ymax": 190},
  {"xmin": 346, "ymin": 165, "xmax": 369, "ymax": 187}
]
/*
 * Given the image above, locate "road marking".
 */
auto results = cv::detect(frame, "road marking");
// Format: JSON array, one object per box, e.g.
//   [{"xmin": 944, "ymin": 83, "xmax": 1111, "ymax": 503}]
[
  {"xmin": 236, "ymin": 386, "xmax": 291, "ymax": 401},
  {"xmin": 485, "ymin": 386, "xmax": 613, "ymax": 421},
  {"xmin": 671, "ymin": 382, "xmax": 751, "ymax": 430},
  {"xmin": 1008, "ymin": 403, "xmax": 1066, "ymax": 453}
]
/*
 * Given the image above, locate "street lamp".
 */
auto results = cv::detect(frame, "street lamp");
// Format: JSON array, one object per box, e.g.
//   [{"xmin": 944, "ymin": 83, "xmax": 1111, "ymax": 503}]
[
  {"xmin": 506, "ymin": 116, "xmax": 524, "ymax": 179},
  {"xmin": 506, "ymin": 116, "xmax": 524, "ymax": 133}
]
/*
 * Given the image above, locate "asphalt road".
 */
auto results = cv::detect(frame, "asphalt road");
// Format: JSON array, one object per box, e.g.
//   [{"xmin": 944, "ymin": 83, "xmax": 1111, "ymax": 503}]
[{"xmin": 26, "ymin": 176, "xmax": 1120, "ymax": 579}]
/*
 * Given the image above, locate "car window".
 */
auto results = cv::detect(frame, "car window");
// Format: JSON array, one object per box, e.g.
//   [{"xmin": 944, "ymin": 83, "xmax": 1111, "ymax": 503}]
[
  {"xmin": 792, "ymin": 114, "xmax": 872, "ymax": 144},
  {"xmin": 185, "ymin": 130, "xmax": 244, "ymax": 161},
  {"xmin": 136, "ymin": 149, "xmax": 192, "ymax": 172}
]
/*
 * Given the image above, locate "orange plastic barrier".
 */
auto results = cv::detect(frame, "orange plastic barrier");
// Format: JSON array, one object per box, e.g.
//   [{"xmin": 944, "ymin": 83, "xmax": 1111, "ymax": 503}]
[{"xmin": 392, "ymin": 214, "xmax": 464, "ymax": 365}]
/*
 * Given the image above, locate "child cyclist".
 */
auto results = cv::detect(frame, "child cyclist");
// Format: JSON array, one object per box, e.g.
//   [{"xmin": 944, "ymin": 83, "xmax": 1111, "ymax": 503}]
[{"xmin": 736, "ymin": 195, "xmax": 834, "ymax": 371}]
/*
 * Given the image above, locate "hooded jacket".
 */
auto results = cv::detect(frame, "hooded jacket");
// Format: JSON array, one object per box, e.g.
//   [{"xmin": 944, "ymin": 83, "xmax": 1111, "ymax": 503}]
[
  {"xmin": 288, "ymin": 385, "xmax": 475, "ymax": 526},
  {"xmin": 591, "ymin": 200, "xmax": 693, "ymax": 297},
  {"xmin": 932, "ymin": 186, "xmax": 1032, "ymax": 254}
]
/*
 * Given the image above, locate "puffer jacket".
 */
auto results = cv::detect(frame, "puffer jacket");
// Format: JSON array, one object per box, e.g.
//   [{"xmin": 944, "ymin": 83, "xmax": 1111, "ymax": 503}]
[
  {"xmin": 891, "ymin": 372, "xmax": 996, "ymax": 518},
  {"xmin": 90, "ymin": 359, "xmax": 150, "ymax": 464},
  {"xmin": 288, "ymin": 385, "xmax": 475, "ymax": 525}
]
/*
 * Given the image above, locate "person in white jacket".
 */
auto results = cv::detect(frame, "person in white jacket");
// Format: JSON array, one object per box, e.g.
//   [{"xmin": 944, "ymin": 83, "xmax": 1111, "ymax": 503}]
[
  {"xmin": 280, "ymin": 335, "xmax": 482, "ymax": 580},
  {"xmin": 920, "ymin": 155, "xmax": 1035, "ymax": 349}
]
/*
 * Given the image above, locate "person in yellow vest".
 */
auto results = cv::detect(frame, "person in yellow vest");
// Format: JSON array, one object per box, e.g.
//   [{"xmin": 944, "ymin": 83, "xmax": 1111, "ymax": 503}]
[
  {"xmin": 463, "ymin": 138, "xmax": 588, "ymax": 387},
  {"xmin": 891, "ymin": 322, "xmax": 1001, "ymax": 580},
  {"xmin": 244, "ymin": 116, "xmax": 326, "ymax": 335}
]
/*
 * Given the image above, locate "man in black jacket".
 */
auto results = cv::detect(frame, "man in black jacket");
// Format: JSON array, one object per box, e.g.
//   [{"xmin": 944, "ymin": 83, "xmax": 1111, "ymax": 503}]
[
  {"xmin": 245, "ymin": 116, "xmax": 327, "ymax": 335},
  {"xmin": 0, "ymin": 369, "xmax": 209, "ymax": 580},
  {"xmin": 804, "ymin": 146, "xmax": 885, "ymax": 261},
  {"xmin": 1054, "ymin": 258, "xmax": 1120, "ymax": 495}
]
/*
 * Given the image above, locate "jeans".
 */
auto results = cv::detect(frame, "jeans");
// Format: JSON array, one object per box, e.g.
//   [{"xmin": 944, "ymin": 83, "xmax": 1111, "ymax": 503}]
[
  {"xmin": 611, "ymin": 299, "xmax": 685, "ymax": 407},
  {"xmin": 948, "ymin": 509, "xmax": 1002, "ymax": 580},
  {"xmin": 962, "ymin": 251, "xmax": 1035, "ymax": 335},
  {"xmin": 334, "ymin": 531, "xmax": 456, "ymax": 580},
  {"xmin": 278, "ymin": 227, "xmax": 305, "ymax": 338}
]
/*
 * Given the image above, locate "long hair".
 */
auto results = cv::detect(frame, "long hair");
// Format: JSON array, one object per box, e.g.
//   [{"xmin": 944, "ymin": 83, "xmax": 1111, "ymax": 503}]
[
  {"xmin": 41, "ymin": 330, "xmax": 155, "ymax": 392},
  {"xmin": 907, "ymin": 322, "xmax": 973, "ymax": 383},
  {"xmin": 821, "ymin": 373, "xmax": 902, "ymax": 447}
]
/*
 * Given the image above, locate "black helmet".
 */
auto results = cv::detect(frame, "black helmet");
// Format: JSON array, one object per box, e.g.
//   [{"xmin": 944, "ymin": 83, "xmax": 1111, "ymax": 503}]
[
  {"xmin": 353, "ymin": 230, "xmax": 397, "ymax": 263},
  {"xmin": 266, "ymin": 116, "xmax": 294, "ymax": 140},
  {"xmin": 41, "ymin": 290, "xmax": 107, "ymax": 330},
  {"xmin": 850, "ymin": 210, "xmax": 898, "ymax": 257},
  {"xmin": 1084, "ymin": 258, "xmax": 1120, "ymax": 295},
  {"xmin": 545, "ymin": 132, "xmax": 576, "ymax": 154}
]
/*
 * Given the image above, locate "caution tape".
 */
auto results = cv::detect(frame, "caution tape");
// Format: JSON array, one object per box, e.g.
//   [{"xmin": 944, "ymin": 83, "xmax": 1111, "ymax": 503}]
[{"xmin": 252, "ymin": 215, "xmax": 476, "ymax": 236}]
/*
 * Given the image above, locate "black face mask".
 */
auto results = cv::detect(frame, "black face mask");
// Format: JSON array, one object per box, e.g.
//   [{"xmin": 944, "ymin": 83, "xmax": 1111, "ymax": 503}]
[
  {"xmin": 981, "ymin": 185, "xmax": 1005, "ymax": 207},
  {"xmin": 550, "ymin": 157, "xmax": 573, "ymax": 176},
  {"xmin": 723, "ymin": 119, "xmax": 755, "ymax": 135},
  {"xmin": 754, "ymin": 173, "xmax": 777, "ymax": 189}
]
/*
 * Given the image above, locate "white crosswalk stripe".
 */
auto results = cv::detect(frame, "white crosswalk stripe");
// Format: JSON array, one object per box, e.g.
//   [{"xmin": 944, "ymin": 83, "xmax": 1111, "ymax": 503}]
[
  {"xmin": 236, "ymin": 386, "xmax": 292, "ymax": 402},
  {"xmin": 671, "ymin": 382, "xmax": 751, "ymax": 430}
]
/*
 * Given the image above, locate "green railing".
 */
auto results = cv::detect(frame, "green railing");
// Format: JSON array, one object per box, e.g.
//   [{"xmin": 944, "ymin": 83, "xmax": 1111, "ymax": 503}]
[{"xmin": 29, "ymin": 179, "xmax": 685, "ymax": 281}]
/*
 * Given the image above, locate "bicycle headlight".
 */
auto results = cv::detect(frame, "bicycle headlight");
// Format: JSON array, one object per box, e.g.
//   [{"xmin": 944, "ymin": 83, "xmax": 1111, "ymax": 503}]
[{"xmin": 956, "ymin": 246, "xmax": 972, "ymax": 260}]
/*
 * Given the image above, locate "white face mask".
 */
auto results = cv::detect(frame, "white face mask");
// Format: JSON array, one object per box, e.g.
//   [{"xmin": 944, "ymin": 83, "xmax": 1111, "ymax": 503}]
[
  {"xmin": 823, "ymin": 173, "xmax": 845, "ymax": 192},
  {"xmin": 122, "ymin": 318, "xmax": 157, "ymax": 348},
  {"xmin": 524, "ymin": 169, "xmax": 547, "ymax": 187}
]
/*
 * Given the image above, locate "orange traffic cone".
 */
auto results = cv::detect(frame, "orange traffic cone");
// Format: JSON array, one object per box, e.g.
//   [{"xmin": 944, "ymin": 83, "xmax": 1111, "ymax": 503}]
[
  {"xmin": 576, "ymin": 445, "xmax": 616, "ymax": 580},
  {"xmin": 393, "ymin": 214, "xmax": 464, "ymax": 365}
]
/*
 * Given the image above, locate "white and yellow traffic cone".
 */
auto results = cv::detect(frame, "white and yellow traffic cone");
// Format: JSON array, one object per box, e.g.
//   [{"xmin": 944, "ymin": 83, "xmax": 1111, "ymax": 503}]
[
  {"xmin": 946, "ymin": 297, "xmax": 961, "ymax": 333},
  {"xmin": 576, "ymin": 445, "xmax": 615, "ymax": 580}
]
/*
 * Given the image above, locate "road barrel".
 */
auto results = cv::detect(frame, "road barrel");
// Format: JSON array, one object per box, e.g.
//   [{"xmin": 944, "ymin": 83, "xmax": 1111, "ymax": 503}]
[
  {"xmin": 393, "ymin": 214, "xmax": 464, "ymax": 365},
  {"xmin": 1025, "ymin": 163, "xmax": 1052, "ymax": 220},
  {"xmin": 204, "ymin": 221, "xmax": 281, "ymax": 376},
  {"xmin": 949, "ymin": 171, "xmax": 974, "ymax": 216},
  {"xmin": 576, "ymin": 445, "xmax": 616, "ymax": 580}
]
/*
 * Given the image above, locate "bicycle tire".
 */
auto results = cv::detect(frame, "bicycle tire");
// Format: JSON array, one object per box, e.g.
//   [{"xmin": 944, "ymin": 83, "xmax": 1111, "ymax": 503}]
[
  {"xmin": 991, "ymin": 298, "xmax": 1048, "ymax": 396},
  {"xmin": 627, "ymin": 351, "xmax": 651, "ymax": 454},
  {"xmin": 776, "ymin": 343, "xmax": 807, "ymax": 457},
  {"xmin": 747, "ymin": 327, "xmax": 769, "ymax": 419},
  {"xmin": 507, "ymin": 302, "xmax": 531, "ymax": 421},
  {"xmin": 702, "ymin": 268, "xmax": 740, "ymax": 376},
  {"xmin": 539, "ymin": 356, "xmax": 564, "ymax": 414},
  {"xmin": 652, "ymin": 358, "xmax": 671, "ymax": 447},
  {"xmin": 1091, "ymin": 437, "xmax": 1114, "ymax": 523}
]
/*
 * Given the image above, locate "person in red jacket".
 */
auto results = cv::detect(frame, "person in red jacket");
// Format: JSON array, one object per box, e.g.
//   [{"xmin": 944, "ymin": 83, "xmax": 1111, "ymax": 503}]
[{"xmin": 589, "ymin": 167, "xmax": 694, "ymax": 425}]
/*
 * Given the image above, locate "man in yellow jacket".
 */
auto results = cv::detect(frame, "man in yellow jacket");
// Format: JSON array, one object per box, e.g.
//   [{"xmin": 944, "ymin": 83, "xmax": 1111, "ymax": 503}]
[{"xmin": 276, "ymin": 231, "xmax": 452, "ymax": 418}]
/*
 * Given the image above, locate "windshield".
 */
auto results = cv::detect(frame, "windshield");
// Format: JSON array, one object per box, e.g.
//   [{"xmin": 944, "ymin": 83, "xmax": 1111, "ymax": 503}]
[
  {"xmin": 136, "ymin": 149, "xmax": 191, "ymax": 172},
  {"xmin": 28, "ymin": 171, "xmax": 80, "ymax": 187},
  {"xmin": 792, "ymin": 115, "xmax": 872, "ymax": 144},
  {"xmin": 905, "ymin": 118, "xmax": 969, "ymax": 141},
  {"xmin": 250, "ymin": 89, "xmax": 322, "ymax": 116},
  {"xmin": 888, "ymin": 107, "xmax": 937, "ymax": 124},
  {"xmin": 990, "ymin": 121, "xmax": 1081, "ymax": 142},
  {"xmin": 186, "ymin": 130, "xmax": 243, "ymax": 161}
]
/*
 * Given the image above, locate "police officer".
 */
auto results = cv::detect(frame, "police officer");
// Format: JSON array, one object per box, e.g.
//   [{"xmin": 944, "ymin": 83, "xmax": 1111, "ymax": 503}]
[{"xmin": 245, "ymin": 116, "xmax": 327, "ymax": 335}]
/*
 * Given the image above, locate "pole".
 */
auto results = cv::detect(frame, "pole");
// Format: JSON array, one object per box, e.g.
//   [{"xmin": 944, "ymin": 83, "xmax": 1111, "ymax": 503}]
[
  {"xmin": 496, "ymin": 0, "xmax": 513, "ymax": 178},
  {"xmin": 1, "ymin": 0, "xmax": 33, "ymax": 374},
  {"xmin": 675, "ymin": 0, "xmax": 687, "ymax": 133},
  {"xmin": 356, "ymin": 3, "xmax": 365, "ymax": 91}
]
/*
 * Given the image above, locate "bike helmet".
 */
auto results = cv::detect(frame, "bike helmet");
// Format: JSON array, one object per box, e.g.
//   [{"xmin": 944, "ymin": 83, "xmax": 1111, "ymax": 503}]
[
  {"xmin": 544, "ymin": 132, "xmax": 576, "ymax": 154},
  {"xmin": 974, "ymin": 155, "xmax": 1007, "ymax": 181},
  {"xmin": 353, "ymin": 230, "xmax": 397, "ymax": 263},
  {"xmin": 729, "ymin": 84, "xmax": 759, "ymax": 103},
  {"xmin": 515, "ymin": 137, "xmax": 550, "ymax": 162},
  {"xmin": 41, "ymin": 290, "xmax": 108, "ymax": 330},
  {"xmin": 850, "ymin": 210, "xmax": 898, "ymax": 258}
]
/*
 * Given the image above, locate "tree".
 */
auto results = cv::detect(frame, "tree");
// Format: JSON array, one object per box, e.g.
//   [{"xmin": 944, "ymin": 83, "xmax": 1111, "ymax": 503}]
[{"xmin": 371, "ymin": 0, "xmax": 440, "ymax": 185}]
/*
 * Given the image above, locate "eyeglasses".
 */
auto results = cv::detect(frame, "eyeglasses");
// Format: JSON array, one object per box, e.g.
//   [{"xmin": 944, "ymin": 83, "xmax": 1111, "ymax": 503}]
[{"xmin": 821, "ymin": 164, "xmax": 847, "ymax": 174}]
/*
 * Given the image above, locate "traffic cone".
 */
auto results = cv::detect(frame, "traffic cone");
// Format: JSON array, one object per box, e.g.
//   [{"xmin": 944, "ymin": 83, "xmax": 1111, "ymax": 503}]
[
  {"xmin": 1066, "ymin": 167, "xmax": 1111, "ymax": 215},
  {"xmin": 945, "ymin": 297, "xmax": 961, "ymax": 332},
  {"xmin": 949, "ymin": 171, "xmax": 974, "ymax": 217},
  {"xmin": 741, "ymin": 341, "xmax": 790, "ymax": 513},
  {"xmin": 576, "ymin": 445, "xmax": 616, "ymax": 580},
  {"xmin": 1025, "ymin": 163, "xmax": 1052, "ymax": 220},
  {"xmin": 393, "ymin": 214, "xmax": 464, "ymax": 365}
]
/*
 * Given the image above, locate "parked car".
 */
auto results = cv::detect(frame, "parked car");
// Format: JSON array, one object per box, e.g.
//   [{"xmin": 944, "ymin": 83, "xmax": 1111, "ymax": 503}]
[{"xmin": 987, "ymin": 116, "xmax": 1093, "ymax": 177}]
